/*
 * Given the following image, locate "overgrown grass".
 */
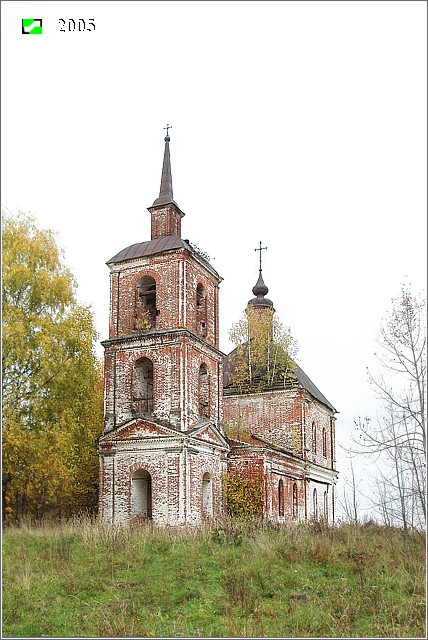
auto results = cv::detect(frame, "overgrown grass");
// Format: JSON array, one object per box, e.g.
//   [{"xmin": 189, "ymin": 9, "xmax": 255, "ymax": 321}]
[{"xmin": 2, "ymin": 517, "xmax": 426, "ymax": 638}]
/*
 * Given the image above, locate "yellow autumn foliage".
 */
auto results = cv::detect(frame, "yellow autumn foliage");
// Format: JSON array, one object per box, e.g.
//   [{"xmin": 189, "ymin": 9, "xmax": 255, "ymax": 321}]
[{"xmin": 2, "ymin": 211, "xmax": 103, "ymax": 522}]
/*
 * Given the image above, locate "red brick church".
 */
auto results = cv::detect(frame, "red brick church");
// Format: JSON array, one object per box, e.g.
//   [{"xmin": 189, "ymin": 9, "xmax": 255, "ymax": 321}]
[{"xmin": 98, "ymin": 134, "xmax": 338, "ymax": 525}]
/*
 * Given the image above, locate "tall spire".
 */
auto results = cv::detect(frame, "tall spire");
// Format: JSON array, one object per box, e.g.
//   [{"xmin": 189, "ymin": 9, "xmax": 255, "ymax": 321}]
[
  {"xmin": 148, "ymin": 128, "xmax": 185, "ymax": 239},
  {"xmin": 152, "ymin": 131, "xmax": 174, "ymax": 207}
]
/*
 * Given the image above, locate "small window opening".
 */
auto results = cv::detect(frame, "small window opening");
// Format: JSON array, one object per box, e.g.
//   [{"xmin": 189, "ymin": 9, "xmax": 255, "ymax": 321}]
[
  {"xmin": 312, "ymin": 422, "xmax": 317, "ymax": 454},
  {"xmin": 322, "ymin": 427, "xmax": 327, "ymax": 457},
  {"xmin": 199, "ymin": 364, "xmax": 209, "ymax": 419},
  {"xmin": 292, "ymin": 483, "xmax": 298, "ymax": 519},
  {"xmin": 196, "ymin": 284, "xmax": 207, "ymax": 338},
  {"xmin": 278, "ymin": 479, "xmax": 284, "ymax": 517}
]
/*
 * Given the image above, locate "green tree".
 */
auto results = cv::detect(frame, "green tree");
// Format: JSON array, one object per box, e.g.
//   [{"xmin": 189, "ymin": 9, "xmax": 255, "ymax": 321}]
[
  {"xmin": 2, "ymin": 211, "xmax": 103, "ymax": 522},
  {"xmin": 228, "ymin": 306, "xmax": 298, "ymax": 393}
]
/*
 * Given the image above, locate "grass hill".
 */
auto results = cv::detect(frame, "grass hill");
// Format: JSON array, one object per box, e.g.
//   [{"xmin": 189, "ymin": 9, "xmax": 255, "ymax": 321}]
[{"xmin": 2, "ymin": 518, "xmax": 426, "ymax": 638}]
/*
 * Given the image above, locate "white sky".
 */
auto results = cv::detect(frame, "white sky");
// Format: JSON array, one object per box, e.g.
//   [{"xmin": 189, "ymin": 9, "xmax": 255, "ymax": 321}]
[{"xmin": 2, "ymin": 0, "xmax": 427, "ymax": 517}]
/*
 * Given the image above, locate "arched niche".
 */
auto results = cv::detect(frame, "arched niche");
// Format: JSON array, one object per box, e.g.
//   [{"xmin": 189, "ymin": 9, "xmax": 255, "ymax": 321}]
[
  {"xmin": 202, "ymin": 473, "xmax": 213, "ymax": 517},
  {"xmin": 133, "ymin": 357, "xmax": 153, "ymax": 415},
  {"xmin": 313, "ymin": 488, "xmax": 318, "ymax": 519}
]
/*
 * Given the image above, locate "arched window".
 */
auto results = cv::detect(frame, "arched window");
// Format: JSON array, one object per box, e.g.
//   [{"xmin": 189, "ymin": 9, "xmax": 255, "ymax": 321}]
[
  {"xmin": 322, "ymin": 427, "xmax": 327, "ymax": 457},
  {"xmin": 198, "ymin": 364, "xmax": 209, "ymax": 419},
  {"xmin": 312, "ymin": 422, "xmax": 317, "ymax": 454},
  {"xmin": 202, "ymin": 473, "xmax": 213, "ymax": 516},
  {"xmin": 324, "ymin": 491, "xmax": 328, "ymax": 520},
  {"xmin": 131, "ymin": 469, "xmax": 152, "ymax": 519},
  {"xmin": 135, "ymin": 276, "xmax": 157, "ymax": 330},
  {"xmin": 292, "ymin": 483, "xmax": 298, "ymax": 519},
  {"xmin": 196, "ymin": 283, "xmax": 207, "ymax": 338},
  {"xmin": 313, "ymin": 488, "xmax": 318, "ymax": 519},
  {"xmin": 278, "ymin": 479, "xmax": 284, "ymax": 517},
  {"xmin": 133, "ymin": 357, "xmax": 153, "ymax": 415}
]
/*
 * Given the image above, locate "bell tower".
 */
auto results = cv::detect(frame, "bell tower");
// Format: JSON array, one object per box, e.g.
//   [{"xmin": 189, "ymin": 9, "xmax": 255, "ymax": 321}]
[
  {"xmin": 102, "ymin": 132, "xmax": 224, "ymax": 433},
  {"xmin": 99, "ymin": 131, "xmax": 229, "ymax": 526}
]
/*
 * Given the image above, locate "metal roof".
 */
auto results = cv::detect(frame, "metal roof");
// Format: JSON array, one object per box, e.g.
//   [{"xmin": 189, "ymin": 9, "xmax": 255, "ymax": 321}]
[
  {"xmin": 107, "ymin": 235, "xmax": 191, "ymax": 264},
  {"xmin": 293, "ymin": 362, "xmax": 336, "ymax": 412}
]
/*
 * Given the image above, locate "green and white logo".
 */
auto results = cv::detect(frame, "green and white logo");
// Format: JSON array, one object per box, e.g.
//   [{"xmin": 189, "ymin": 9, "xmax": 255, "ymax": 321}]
[{"xmin": 22, "ymin": 19, "xmax": 42, "ymax": 34}]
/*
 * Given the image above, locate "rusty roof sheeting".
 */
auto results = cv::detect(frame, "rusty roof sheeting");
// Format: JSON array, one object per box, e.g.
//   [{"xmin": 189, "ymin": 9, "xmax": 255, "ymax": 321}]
[{"xmin": 107, "ymin": 235, "xmax": 190, "ymax": 264}]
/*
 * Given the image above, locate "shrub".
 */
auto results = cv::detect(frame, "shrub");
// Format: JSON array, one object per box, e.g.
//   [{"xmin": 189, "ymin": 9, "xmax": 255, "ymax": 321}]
[{"xmin": 222, "ymin": 474, "xmax": 264, "ymax": 520}]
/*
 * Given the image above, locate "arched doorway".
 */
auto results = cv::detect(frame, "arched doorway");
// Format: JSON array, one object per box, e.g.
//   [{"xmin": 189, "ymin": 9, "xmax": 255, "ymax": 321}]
[
  {"xmin": 131, "ymin": 469, "xmax": 152, "ymax": 519},
  {"xmin": 202, "ymin": 473, "xmax": 213, "ymax": 517}
]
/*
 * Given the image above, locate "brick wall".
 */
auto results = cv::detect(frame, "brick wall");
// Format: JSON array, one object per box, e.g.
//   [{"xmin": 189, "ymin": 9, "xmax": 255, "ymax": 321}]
[
  {"xmin": 103, "ymin": 246, "xmax": 223, "ymax": 435},
  {"xmin": 149, "ymin": 204, "xmax": 182, "ymax": 239},
  {"xmin": 303, "ymin": 397, "xmax": 335, "ymax": 470},
  {"xmin": 103, "ymin": 333, "xmax": 223, "ymax": 433},
  {"xmin": 223, "ymin": 389, "xmax": 304, "ymax": 454},
  {"xmin": 99, "ymin": 441, "xmax": 228, "ymax": 525},
  {"xmin": 224, "ymin": 389, "xmax": 336, "ymax": 471},
  {"xmin": 108, "ymin": 251, "xmax": 219, "ymax": 348}
]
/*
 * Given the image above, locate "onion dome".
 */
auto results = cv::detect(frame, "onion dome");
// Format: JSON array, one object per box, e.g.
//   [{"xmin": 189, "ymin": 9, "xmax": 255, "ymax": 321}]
[{"xmin": 247, "ymin": 269, "xmax": 274, "ymax": 308}]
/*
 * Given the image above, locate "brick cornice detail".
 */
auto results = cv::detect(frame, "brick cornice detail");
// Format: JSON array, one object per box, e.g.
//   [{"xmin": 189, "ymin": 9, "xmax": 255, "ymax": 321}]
[{"xmin": 101, "ymin": 327, "xmax": 225, "ymax": 357}]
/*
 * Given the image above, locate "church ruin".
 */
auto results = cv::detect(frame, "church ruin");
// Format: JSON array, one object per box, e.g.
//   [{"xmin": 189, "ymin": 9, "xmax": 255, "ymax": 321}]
[{"xmin": 98, "ymin": 133, "xmax": 338, "ymax": 525}]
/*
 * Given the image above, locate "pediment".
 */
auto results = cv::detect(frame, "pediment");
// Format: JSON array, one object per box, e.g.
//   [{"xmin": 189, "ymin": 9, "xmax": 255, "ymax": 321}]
[
  {"xmin": 100, "ymin": 418, "xmax": 181, "ymax": 443},
  {"xmin": 188, "ymin": 422, "xmax": 229, "ymax": 448}
]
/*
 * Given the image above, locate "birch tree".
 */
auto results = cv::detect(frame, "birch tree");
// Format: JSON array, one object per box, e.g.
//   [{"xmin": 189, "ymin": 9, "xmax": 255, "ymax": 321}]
[
  {"xmin": 2, "ymin": 211, "xmax": 103, "ymax": 522},
  {"xmin": 354, "ymin": 283, "xmax": 426, "ymax": 529},
  {"xmin": 228, "ymin": 307, "xmax": 298, "ymax": 393}
]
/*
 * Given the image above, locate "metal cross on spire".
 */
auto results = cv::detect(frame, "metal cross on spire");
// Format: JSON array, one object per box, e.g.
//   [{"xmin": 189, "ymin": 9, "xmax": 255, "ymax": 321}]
[
  {"xmin": 254, "ymin": 241, "xmax": 268, "ymax": 271},
  {"xmin": 163, "ymin": 124, "xmax": 172, "ymax": 137}
]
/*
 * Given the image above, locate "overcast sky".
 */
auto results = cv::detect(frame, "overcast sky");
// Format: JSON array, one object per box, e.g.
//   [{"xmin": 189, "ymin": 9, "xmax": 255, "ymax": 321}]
[{"xmin": 2, "ymin": 1, "xmax": 427, "ymax": 516}]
